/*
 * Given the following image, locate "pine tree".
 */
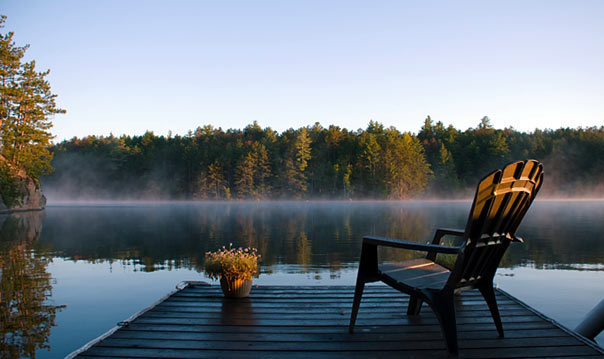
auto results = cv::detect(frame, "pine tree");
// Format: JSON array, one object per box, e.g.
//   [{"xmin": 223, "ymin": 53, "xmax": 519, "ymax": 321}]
[
  {"xmin": 9, "ymin": 61, "xmax": 64, "ymax": 177},
  {"xmin": 195, "ymin": 170, "xmax": 210, "ymax": 199},
  {"xmin": 381, "ymin": 129, "xmax": 432, "ymax": 199},
  {"xmin": 251, "ymin": 142, "xmax": 271, "ymax": 198},
  {"xmin": 0, "ymin": 16, "xmax": 64, "ymax": 178},
  {"xmin": 233, "ymin": 142, "xmax": 272, "ymax": 199},
  {"xmin": 234, "ymin": 152, "xmax": 255, "ymax": 198},
  {"xmin": 359, "ymin": 131, "xmax": 381, "ymax": 195},
  {"xmin": 207, "ymin": 160, "xmax": 226, "ymax": 199},
  {"xmin": 285, "ymin": 128, "xmax": 311, "ymax": 197},
  {"xmin": 0, "ymin": 15, "xmax": 27, "ymax": 147}
]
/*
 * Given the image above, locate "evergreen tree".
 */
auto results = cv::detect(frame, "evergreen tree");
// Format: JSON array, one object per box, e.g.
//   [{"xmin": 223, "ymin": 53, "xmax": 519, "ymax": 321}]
[
  {"xmin": 418, "ymin": 116, "xmax": 460, "ymax": 194},
  {"xmin": 358, "ymin": 131, "xmax": 381, "ymax": 195},
  {"xmin": 234, "ymin": 152, "xmax": 255, "ymax": 198},
  {"xmin": 233, "ymin": 142, "xmax": 272, "ymax": 199},
  {"xmin": 251, "ymin": 142, "xmax": 271, "ymax": 198},
  {"xmin": 0, "ymin": 16, "xmax": 27, "ymax": 147},
  {"xmin": 195, "ymin": 170, "xmax": 210, "ymax": 199},
  {"xmin": 207, "ymin": 160, "xmax": 226, "ymax": 199},
  {"xmin": 381, "ymin": 129, "xmax": 432, "ymax": 199},
  {"xmin": 432, "ymin": 143, "xmax": 458, "ymax": 191},
  {"xmin": 0, "ymin": 16, "xmax": 64, "ymax": 178},
  {"xmin": 284, "ymin": 128, "xmax": 311, "ymax": 197}
]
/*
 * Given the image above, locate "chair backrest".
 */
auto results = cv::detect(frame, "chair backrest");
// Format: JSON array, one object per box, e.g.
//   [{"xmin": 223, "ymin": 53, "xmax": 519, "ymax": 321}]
[{"xmin": 447, "ymin": 160, "xmax": 544, "ymax": 290}]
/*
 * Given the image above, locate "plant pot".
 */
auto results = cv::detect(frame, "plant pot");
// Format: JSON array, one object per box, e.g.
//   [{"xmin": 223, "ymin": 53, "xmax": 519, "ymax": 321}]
[{"xmin": 220, "ymin": 277, "xmax": 253, "ymax": 298}]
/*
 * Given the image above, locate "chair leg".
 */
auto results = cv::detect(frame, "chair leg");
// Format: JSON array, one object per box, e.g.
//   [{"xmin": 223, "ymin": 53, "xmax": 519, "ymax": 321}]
[
  {"xmin": 407, "ymin": 295, "xmax": 423, "ymax": 315},
  {"xmin": 349, "ymin": 242, "xmax": 378, "ymax": 334},
  {"xmin": 479, "ymin": 284, "xmax": 504, "ymax": 337},
  {"xmin": 349, "ymin": 278, "xmax": 365, "ymax": 333},
  {"xmin": 431, "ymin": 292, "xmax": 458, "ymax": 357}
]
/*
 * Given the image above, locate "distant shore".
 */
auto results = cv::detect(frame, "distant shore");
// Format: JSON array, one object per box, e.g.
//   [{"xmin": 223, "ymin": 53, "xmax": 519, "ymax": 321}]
[{"xmin": 32, "ymin": 197, "xmax": 604, "ymax": 208}]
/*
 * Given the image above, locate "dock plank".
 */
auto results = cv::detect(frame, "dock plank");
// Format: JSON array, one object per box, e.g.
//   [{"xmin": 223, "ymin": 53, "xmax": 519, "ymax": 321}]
[
  {"xmin": 72, "ymin": 284, "xmax": 604, "ymax": 358},
  {"xmin": 109, "ymin": 327, "xmax": 572, "ymax": 341}
]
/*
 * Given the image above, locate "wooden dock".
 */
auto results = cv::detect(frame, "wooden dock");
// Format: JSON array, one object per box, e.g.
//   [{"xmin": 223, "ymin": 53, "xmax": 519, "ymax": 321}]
[{"xmin": 69, "ymin": 283, "xmax": 604, "ymax": 358}]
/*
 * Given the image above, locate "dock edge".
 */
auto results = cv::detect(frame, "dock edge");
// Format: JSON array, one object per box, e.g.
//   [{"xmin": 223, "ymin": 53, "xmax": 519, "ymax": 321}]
[{"xmin": 64, "ymin": 280, "xmax": 210, "ymax": 359}]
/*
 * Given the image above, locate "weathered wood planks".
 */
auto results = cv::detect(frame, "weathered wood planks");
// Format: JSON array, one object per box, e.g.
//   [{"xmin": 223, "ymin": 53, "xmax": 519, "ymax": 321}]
[{"xmin": 70, "ymin": 284, "xmax": 604, "ymax": 358}]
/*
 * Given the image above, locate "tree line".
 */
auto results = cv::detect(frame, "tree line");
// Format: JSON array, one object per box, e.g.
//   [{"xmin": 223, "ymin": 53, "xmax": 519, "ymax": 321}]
[
  {"xmin": 44, "ymin": 118, "xmax": 604, "ymax": 200},
  {"xmin": 45, "ymin": 121, "xmax": 431, "ymax": 200}
]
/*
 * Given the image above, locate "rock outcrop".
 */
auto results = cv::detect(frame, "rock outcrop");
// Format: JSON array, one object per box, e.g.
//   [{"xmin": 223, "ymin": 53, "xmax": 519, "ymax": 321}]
[{"xmin": 0, "ymin": 156, "xmax": 46, "ymax": 214}]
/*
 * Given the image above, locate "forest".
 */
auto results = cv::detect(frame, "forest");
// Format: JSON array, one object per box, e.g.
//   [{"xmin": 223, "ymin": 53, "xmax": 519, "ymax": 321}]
[{"xmin": 43, "ymin": 117, "xmax": 604, "ymax": 200}]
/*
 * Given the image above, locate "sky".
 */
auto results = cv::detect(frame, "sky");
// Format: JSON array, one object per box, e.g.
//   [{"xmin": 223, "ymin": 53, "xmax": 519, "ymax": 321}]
[{"xmin": 3, "ymin": 0, "xmax": 603, "ymax": 141}]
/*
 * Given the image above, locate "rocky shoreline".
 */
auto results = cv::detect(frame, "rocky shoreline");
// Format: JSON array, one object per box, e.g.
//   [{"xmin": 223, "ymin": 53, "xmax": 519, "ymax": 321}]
[{"xmin": 0, "ymin": 157, "xmax": 47, "ymax": 214}]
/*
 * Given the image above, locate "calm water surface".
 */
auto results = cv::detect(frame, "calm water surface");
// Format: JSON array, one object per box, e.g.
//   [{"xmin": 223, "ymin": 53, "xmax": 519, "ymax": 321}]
[{"xmin": 1, "ymin": 201, "xmax": 603, "ymax": 358}]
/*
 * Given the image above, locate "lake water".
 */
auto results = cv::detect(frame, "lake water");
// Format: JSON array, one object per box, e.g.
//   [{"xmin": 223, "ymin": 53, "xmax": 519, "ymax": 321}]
[{"xmin": 1, "ymin": 200, "xmax": 603, "ymax": 358}]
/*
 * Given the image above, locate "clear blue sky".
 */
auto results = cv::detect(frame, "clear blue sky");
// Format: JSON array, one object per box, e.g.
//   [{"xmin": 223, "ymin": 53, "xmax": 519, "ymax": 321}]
[{"xmin": 4, "ymin": 0, "xmax": 603, "ymax": 141}]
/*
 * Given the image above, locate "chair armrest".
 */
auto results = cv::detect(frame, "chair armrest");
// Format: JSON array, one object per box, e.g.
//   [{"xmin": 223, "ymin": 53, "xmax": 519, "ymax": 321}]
[
  {"xmin": 511, "ymin": 235, "xmax": 524, "ymax": 243},
  {"xmin": 427, "ymin": 228, "xmax": 465, "ymax": 261},
  {"xmin": 362, "ymin": 235, "xmax": 461, "ymax": 255},
  {"xmin": 431, "ymin": 228, "xmax": 465, "ymax": 244}
]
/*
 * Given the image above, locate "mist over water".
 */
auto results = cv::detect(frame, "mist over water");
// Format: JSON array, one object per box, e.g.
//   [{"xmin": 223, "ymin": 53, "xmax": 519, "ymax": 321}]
[
  {"xmin": 38, "ymin": 201, "xmax": 468, "ymax": 271},
  {"xmin": 42, "ymin": 136, "xmax": 604, "ymax": 201},
  {"xmin": 1, "ymin": 200, "xmax": 603, "ymax": 358},
  {"xmin": 35, "ymin": 200, "xmax": 604, "ymax": 270}
]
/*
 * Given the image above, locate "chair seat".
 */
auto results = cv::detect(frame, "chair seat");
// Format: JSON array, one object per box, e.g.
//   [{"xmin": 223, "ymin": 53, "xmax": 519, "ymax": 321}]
[{"xmin": 379, "ymin": 258, "xmax": 450, "ymax": 290}]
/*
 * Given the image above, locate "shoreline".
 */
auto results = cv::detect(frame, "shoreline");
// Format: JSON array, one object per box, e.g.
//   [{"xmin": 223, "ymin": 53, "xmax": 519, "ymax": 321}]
[{"xmin": 36, "ymin": 197, "xmax": 604, "ymax": 207}]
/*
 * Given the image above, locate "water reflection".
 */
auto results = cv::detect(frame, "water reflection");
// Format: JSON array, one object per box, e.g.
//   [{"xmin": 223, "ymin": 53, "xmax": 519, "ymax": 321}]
[
  {"xmin": 0, "ymin": 212, "xmax": 64, "ymax": 359},
  {"xmin": 36, "ymin": 201, "xmax": 604, "ymax": 272},
  {"xmin": 3, "ymin": 201, "xmax": 604, "ymax": 357},
  {"xmin": 505, "ymin": 201, "xmax": 604, "ymax": 269},
  {"xmin": 35, "ymin": 202, "xmax": 441, "ymax": 270},
  {"xmin": 220, "ymin": 298, "xmax": 256, "ymax": 327}
]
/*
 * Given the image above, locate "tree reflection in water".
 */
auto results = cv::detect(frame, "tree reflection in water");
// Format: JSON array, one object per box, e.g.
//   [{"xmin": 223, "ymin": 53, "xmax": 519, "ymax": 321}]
[
  {"xmin": 26, "ymin": 201, "xmax": 604, "ymax": 274},
  {"xmin": 0, "ymin": 212, "xmax": 64, "ymax": 359}
]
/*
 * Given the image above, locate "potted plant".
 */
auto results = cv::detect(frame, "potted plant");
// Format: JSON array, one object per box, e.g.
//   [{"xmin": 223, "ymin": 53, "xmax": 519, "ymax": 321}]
[{"xmin": 204, "ymin": 244, "xmax": 261, "ymax": 298}]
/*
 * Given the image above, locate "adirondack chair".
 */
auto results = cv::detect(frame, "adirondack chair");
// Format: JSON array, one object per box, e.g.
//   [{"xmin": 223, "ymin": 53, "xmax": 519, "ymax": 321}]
[{"xmin": 348, "ymin": 160, "xmax": 544, "ymax": 357}]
